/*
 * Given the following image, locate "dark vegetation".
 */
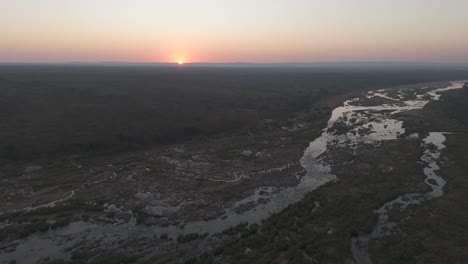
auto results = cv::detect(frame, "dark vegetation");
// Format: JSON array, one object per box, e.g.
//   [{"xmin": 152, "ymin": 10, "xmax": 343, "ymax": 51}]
[
  {"xmin": 177, "ymin": 233, "xmax": 208, "ymax": 243},
  {"xmin": 192, "ymin": 84, "xmax": 468, "ymax": 264},
  {"xmin": 370, "ymin": 135, "xmax": 468, "ymax": 263},
  {"xmin": 425, "ymin": 83, "xmax": 468, "ymax": 125},
  {"xmin": 160, "ymin": 139, "xmax": 430, "ymax": 263},
  {"xmin": 368, "ymin": 84, "xmax": 468, "ymax": 264},
  {"xmin": 159, "ymin": 84, "xmax": 468, "ymax": 264},
  {"xmin": 0, "ymin": 200, "xmax": 103, "ymax": 241},
  {"xmin": 1, "ymin": 67, "xmax": 468, "ymax": 263},
  {"xmin": 1, "ymin": 65, "xmax": 468, "ymax": 164}
]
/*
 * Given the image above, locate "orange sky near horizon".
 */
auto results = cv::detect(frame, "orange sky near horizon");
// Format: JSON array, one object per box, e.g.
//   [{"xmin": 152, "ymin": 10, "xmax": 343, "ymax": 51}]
[{"xmin": 1, "ymin": 0, "xmax": 468, "ymax": 63}]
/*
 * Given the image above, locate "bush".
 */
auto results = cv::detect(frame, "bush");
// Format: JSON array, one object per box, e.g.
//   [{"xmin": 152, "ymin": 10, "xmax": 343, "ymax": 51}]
[{"xmin": 176, "ymin": 233, "xmax": 208, "ymax": 243}]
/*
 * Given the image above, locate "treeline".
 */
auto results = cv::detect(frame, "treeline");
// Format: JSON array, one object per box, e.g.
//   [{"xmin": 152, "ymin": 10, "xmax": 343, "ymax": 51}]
[
  {"xmin": 1, "ymin": 66, "xmax": 468, "ymax": 163},
  {"xmin": 425, "ymin": 82, "xmax": 468, "ymax": 125}
]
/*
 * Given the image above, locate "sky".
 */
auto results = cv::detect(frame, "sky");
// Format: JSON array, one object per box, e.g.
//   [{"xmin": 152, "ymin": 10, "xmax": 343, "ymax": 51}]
[{"xmin": 1, "ymin": 0, "xmax": 468, "ymax": 63}]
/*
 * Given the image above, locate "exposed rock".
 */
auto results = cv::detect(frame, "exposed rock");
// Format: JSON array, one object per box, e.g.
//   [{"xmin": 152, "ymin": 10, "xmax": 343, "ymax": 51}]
[
  {"xmin": 135, "ymin": 192, "xmax": 153, "ymax": 200},
  {"xmin": 24, "ymin": 165, "xmax": 42, "ymax": 174},
  {"xmin": 241, "ymin": 150, "xmax": 253, "ymax": 157}
]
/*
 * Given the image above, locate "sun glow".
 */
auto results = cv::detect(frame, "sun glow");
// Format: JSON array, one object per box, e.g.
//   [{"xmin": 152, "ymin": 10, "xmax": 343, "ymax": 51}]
[{"xmin": 178, "ymin": 60, "xmax": 184, "ymax": 65}]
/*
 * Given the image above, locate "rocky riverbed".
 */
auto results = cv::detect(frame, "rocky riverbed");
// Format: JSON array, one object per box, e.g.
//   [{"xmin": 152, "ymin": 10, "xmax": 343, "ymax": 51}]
[{"xmin": 0, "ymin": 81, "xmax": 466, "ymax": 264}]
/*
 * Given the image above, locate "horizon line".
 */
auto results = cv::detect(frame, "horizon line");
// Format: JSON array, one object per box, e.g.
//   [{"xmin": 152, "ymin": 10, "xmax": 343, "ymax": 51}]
[{"xmin": 1, "ymin": 61, "xmax": 468, "ymax": 68}]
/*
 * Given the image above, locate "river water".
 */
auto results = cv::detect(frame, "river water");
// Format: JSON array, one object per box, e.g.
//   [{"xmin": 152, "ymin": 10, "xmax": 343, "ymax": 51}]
[
  {"xmin": 0, "ymin": 81, "xmax": 465, "ymax": 264},
  {"xmin": 350, "ymin": 81, "xmax": 465, "ymax": 264}
]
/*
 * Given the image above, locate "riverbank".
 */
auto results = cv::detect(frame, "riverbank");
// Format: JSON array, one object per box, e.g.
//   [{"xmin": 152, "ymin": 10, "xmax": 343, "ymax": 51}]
[
  {"xmin": 180, "ymin": 81, "xmax": 468, "ymax": 264},
  {"xmin": 0, "ymin": 87, "xmax": 358, "ymax": 263},
  {"xmin": 1, "ymin": 81, "xmax": 467, "ymax": 264},
  {"xmin": 368, "ymin": 84, "xmax": 468, "ymax": 264}
]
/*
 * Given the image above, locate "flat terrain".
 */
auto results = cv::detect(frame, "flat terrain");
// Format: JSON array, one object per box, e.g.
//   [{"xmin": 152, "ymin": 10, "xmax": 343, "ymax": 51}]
[
  {"xmin": 2, "ymin": 66, "xmax": 468, "ymax": 163},
  {"xmin": 1, "ymin": 66, "xmax": 468, "ymax": 264},
  {"xmin": 199, "ymin": 83, "xmax": 468, "ymax": 264}
]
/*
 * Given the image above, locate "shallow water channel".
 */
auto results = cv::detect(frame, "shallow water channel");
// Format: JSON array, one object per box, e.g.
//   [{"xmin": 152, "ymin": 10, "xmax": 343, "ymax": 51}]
[{"xmin": 0, "ymin": 81, "xmax": 465, "ymax": 263}]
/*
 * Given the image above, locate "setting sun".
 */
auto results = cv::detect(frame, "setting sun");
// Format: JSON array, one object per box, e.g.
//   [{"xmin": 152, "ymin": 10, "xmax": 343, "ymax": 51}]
[{"xmin": 3, "ymin": 1, "xmax": 468, "ymax": 263}]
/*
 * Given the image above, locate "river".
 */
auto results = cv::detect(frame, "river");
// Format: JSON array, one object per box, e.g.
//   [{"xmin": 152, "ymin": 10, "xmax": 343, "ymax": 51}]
[{"xmin": 0, "ymin": 81, "xmax": 465, "ymax": 264}]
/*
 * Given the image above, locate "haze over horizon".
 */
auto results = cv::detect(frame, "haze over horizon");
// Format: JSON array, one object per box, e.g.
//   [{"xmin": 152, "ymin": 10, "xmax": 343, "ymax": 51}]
[{"xmin": 2, "ymin": 0, "xmax": 468, "ymax": 64}]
